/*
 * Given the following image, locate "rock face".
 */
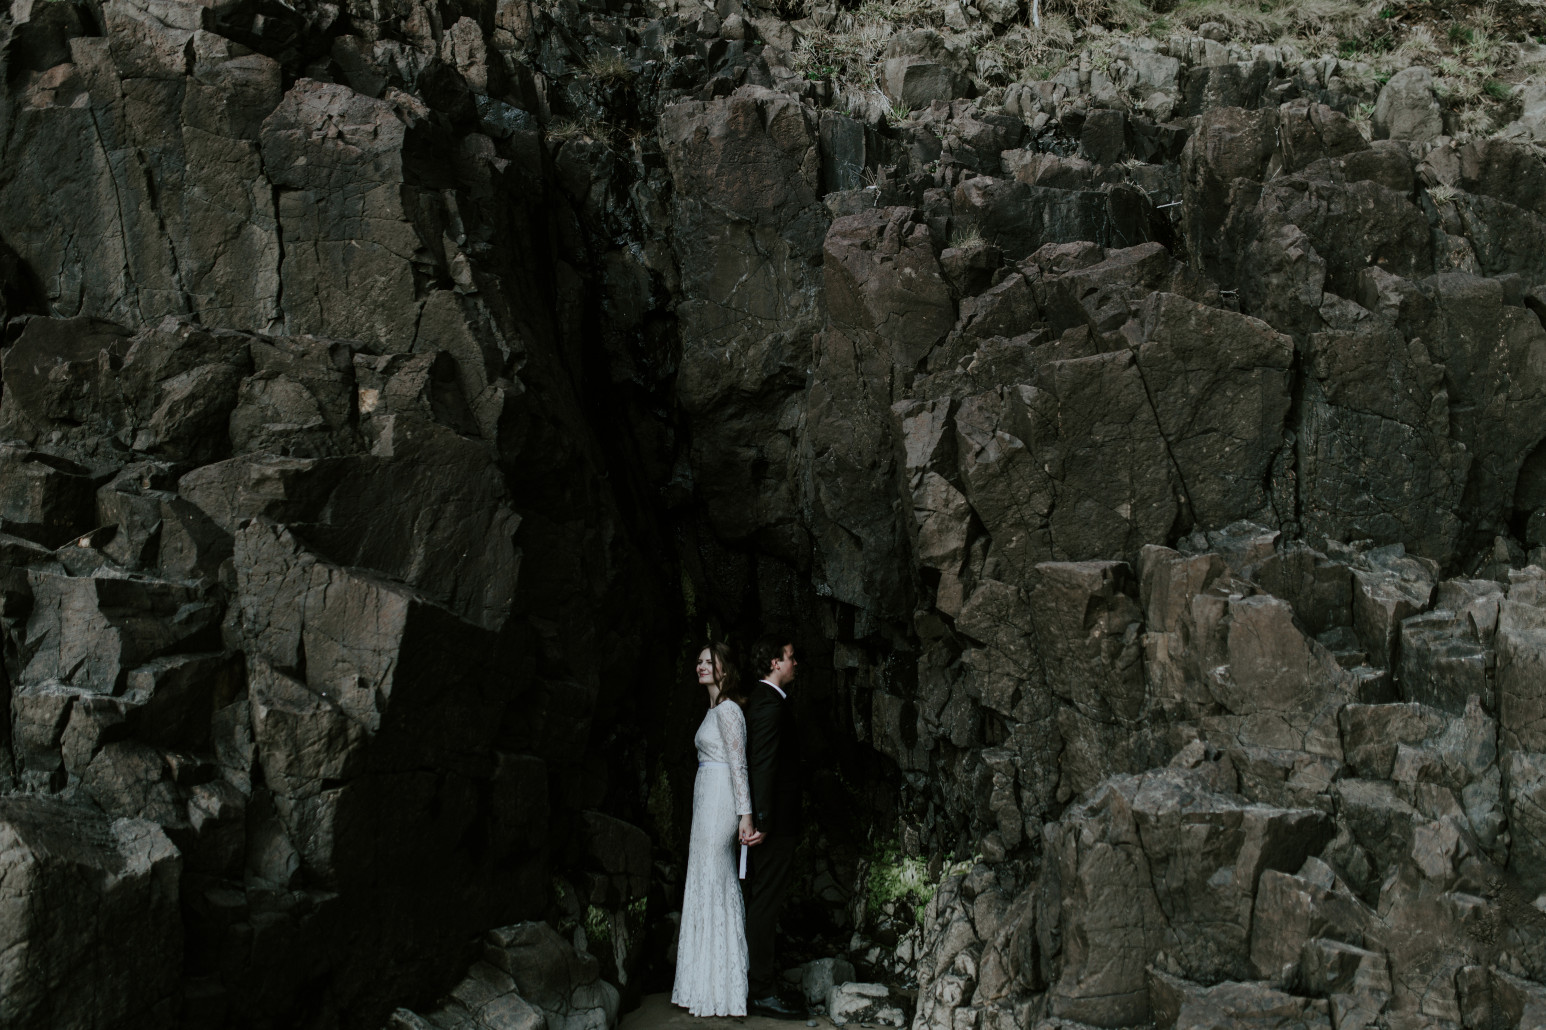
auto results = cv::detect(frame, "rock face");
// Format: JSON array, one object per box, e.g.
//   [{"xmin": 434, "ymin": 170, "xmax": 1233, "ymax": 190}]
[
  {"xmin": 3, "ymin": 0, "xmax": 1546, "ymax": 1027},
  {"xmin": 388, "ymin": 922, "xmax": 620, "ymax": 1030},
  {"xmin": 0, "ymin": 797, "xmax": 182, "ymax": 1029},
  {"xmin": 0, "ymin": 0, "xmax": 678, "ymax": 1023},
  {"xmin": 1040, "ymin": 768, "xmax": 1331, "ymax": 1024}
]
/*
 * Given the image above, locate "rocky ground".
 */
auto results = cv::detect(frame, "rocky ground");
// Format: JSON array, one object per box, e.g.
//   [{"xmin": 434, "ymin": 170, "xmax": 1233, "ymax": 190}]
[
  {"xmin": 619, "ymin": 993, "xmax": 842, "ymax": 1030},
  {"xmin": 2, "ymin": 0, "xmax": 1546, "ymax": 1026}
]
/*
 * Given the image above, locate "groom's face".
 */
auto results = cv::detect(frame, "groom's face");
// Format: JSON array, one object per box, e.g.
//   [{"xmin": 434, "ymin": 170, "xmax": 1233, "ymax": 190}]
[{"xmin": 770, "ymin": 644, "xmax": 797, "ymax": 685}]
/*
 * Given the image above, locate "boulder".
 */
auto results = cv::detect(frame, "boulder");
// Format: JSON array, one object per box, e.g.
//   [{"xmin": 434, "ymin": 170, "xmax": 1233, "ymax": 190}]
[
  {"xmin": 828, "ymin": 982, "xmax": 912, "ymax": 1027},
  {"xmin": 1042, "ymin": 767, "xmax": 1332, "ymax": 1026},
  {"xmin": 232, "ymin": 521, "xmax": 544, "ymax": 1017},
  {"xmin": 484, "ymin": 922, "xmax": 620, "ymax": 1030},
  {"xmin": 260, "ymin": 80, "xmax": 456, "ymax": 353},
  {"xmin": 1249, "ymin": 861, "xmax": 1380, "ymax": 984},
  {"xmin": 0, "ymin": 447, "xmax": 99, "ymax": 548},
  {"xmin": 1299, "ymin": 939, "xmax": 1390, "ymax": 1027},
  {"xmin": 391, "ymin": 922, "xmax": 619, "ymax": 1030},
  {"xmin": 0, "ymin": 57, "xmax": 279, "ymax": 331},
  {"xmin": 229, "ymin": 335, "xmax": 359, "ymax": 457},
  {"xmin": 1385, "ymin": 275, "xmax": 1546, "ymax": 540},
  {"xmin": 0, "ymin": 797, "xmax": 182, "ymax": 1030},
  {"xmin": 1079, "ymin": 108, "xmax": 1127, "ymax": 166},
  {"xmin": 882, "ymin": 58, "xmax": 971, "ymax": 108},
  {"xmin": 1372, "ymin": 67, "xmax": 1442, "ymax": 142},
  {"xmin": 1330, "ymin": 779, "xmax": 1421, "ymax": 879},
  {"xmin": 806, "ymin": 206, "xmax": 953, "ymax": 615},
  {"xmin": 1027, "ymin": 561, "xmax": 1147, "ymax": 797},
  {"xmin": 957, "ymin": 273, "xmax": 1039, "ymax": 340},
  {"xmin": 880, "ymin": 32, "xmax": 970, "ymax": 108},
  {"xmin": 20, "ymin": 571, "xmax": 220, "ymax": 693},
  {"xmin": 1128, "ymin": 293, "xmax": 1294, "ymax": 527},
  {"xmin": 181, "ymin": 422, "xmax": 522, "ymax": 633},
  {"xmin": 1350, "ymin": 546, "xmax": 1437, "ymax": 671},
  {"xmin": 952, "ymin": 178, "xmax": 1158, "ymax": 261},
  {"xmin": 803, "ymin": 956, "xmax": 857, "ymax": 1005},
  {"xmin": 955, "ymin": 578, "xmax": 1039, "ymax": 719},
  {"xmin": 826, "ymin": 208, "xmax": 954, "ymax": 368},
  {"xmin": 571, "ymin": 811, "xmax": 650, "ymax": 905},
  {"xmin": 1298, "ymin": 330, "xmax": 1467, "ymax": 564},
  {"xmin": 1027, "ymin": 561, "xmax": 1142, "ymax": 722},
  {"xmin": 1252, "ymin": 546, "xmax": 1352, "ymax": 635},
  {"xmin": 1207, "ymin": 594, "xmax": 1353, "ymax": 758},
  {"xmin": 1180, "ymin": 106, "xmax": 1277, "ymax": 278},
  {"xmin": 0, "ymin": 317, "xmax": 131, "ymax": 436},
  {"xmin": 1506, "ymin": 751, "xmax": 1546, "ymax": 890},
  {"xmin": 1149, "ymin": 971, "xmax": 1332, "ymax": 1030},
  {"xmin": 961, "ymin": 350, "xmax": 1177, "ymax": 568},
  {"xmin": 1275, "ymin": 99, "xmax": 1368, "ymax": 174},
  {"xmin": 1499, "ymin": 596, "xmax": 1546, "ymax": 752},
  {"xmin": 1491, "ymin": 968, "xmax": 1546, "ymax": 1029},
  {"xmin": 1338, "ymin": 703, "xmax": 1446, "ymax": 780},
  {"xmin": 819, "ymin": 112, "xmax": 868, "ymax": 194},
  {"xmin": 1399, "ymin": 609, "xmax": 1492, "ymax": 713}
]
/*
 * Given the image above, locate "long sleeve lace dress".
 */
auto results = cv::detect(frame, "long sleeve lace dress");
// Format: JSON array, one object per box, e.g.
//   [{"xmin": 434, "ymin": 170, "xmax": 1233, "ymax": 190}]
[{"xmin": 671, "ymin": 699, "xmax": 754, "ymax": 1016}]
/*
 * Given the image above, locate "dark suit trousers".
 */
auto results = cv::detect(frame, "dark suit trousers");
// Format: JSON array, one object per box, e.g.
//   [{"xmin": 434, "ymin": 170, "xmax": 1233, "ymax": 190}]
[{"xmin": 743, "ymin": 829, "xmax": 796, "ymax": 998}]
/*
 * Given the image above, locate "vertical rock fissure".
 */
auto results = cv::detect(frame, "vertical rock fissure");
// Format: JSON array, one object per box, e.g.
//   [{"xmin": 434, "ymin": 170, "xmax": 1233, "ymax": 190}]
[
  {"xmin": 267, "ymin": 182, "xmax": 286, "ymax": 334},
  {"xmin": 1128, "ymin": 349, "xmax": 1199, "ymax": 541},
  {"xmin": 85, "ymin": 106, "xmax": 136, "ymax": 322},
  {"xmin": 128, "ymin": 143, "xmax": 195, "ymax": 318}
]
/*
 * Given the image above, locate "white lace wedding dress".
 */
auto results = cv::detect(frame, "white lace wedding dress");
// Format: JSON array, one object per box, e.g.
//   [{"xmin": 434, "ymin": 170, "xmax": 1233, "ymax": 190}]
[{"xmin": 671, "ymin": 699, "xmax": 753, "ymax": 1016}]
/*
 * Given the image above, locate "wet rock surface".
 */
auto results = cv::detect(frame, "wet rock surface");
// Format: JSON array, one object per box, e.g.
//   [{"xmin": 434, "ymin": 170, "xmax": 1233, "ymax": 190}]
[{"xmin": 1, "ymin": 0, "xmax": 1546, "ymax": 1027}]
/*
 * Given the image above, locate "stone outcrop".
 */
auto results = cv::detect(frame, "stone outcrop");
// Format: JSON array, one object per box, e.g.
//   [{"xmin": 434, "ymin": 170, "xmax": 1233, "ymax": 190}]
[
  {"xmin": 0, "ymin": 797, "xmax": 181, "ymax": 1029},
  {"xmin": 388, "ymin": 922, "xmax": 621, "ymax": 1030},
  {"xmin": 828, "ymin": 981, "xmax": 912, "ymax": 1027},
  {"xmin": 0, "ymin": 0, "xmax": 678, "ymax": 1020},
  {"xmin": 2, "ymin": 0, "xmax": 1546, "ymax": 1026},
  {"xmin": 906, "ymin": 541, "xmax": 1546, "ymax": 1029}
]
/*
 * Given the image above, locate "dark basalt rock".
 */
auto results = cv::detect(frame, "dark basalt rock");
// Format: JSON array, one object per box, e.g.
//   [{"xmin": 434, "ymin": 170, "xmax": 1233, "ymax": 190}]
[
  {"xmin": 3, "ymin": 0, "xmax": 1546, "ymax": 1026},
  {"xmin": 0, "ymin": 795, "xmax": 183, "ymax": 1029}
]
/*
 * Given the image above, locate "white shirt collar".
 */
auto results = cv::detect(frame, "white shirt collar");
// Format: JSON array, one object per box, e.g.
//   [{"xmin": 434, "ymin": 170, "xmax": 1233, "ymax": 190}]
[{"xmin": 759, "ymin": 678, "xmax": 787, "ymax": 699}]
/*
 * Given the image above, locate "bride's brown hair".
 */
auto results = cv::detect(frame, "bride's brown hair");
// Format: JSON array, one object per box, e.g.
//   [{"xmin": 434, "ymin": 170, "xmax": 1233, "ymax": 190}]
[{"xmin": 703, "ymin": 641, "xmax": 746, "ymax": 706}]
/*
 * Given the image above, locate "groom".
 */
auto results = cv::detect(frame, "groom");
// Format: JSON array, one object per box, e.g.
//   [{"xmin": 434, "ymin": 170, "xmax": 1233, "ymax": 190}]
[{"xmin": 743, "ymin": 631, "xmax": 801, "ymax": 1018}]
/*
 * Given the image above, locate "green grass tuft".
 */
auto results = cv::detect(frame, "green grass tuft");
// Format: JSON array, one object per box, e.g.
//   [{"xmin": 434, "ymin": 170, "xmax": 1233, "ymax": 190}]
[
  {"xmin": 1483, "ymin": 78, "xmax": 1512, "ymax": 102},
  {"xmin": 865, "ymin": 844, "xmax": 935, "ymax": 924}
]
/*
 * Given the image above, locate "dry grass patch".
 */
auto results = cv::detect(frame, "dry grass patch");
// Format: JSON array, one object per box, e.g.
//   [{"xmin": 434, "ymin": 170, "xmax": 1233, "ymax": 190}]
[
  {"xmin": 582, "ymin": 49, "xmax": 634, "ymax": 83},
  {"xmin": 545, "ymin": 117, "xmax": 610, "ymax": 145},
  {"xmin": 949, "ymin": 221, "xmax": 986, "ymax": 246},
  {"xmin": 1160, "ymin": 0, "xmax": 1366, "ymax": 41},
  {"xmin": 791, "ymin": 0, "xmax": 1538, "ymax": 139}
]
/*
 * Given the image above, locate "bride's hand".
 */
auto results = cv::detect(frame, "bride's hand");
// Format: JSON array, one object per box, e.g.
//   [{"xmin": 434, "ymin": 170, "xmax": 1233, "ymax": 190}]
[{"xmin": 739, "ymin": 814, "xmax": 765, "ymax": 846}]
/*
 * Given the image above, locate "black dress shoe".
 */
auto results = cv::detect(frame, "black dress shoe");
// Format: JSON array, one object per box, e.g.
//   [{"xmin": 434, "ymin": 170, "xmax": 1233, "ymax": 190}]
[{"xmin": 749, "ymin": 995, "xmax": 803, "ymax": 1019}]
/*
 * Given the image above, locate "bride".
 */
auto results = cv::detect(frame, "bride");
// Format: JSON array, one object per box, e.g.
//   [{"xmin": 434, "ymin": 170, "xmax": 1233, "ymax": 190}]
[{"xmin": 672, "ymin": 641, "xmax": 758, "ymax": 1017}]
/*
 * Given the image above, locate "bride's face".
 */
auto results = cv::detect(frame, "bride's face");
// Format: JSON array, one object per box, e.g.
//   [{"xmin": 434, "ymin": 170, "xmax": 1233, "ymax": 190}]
[{"xmin": 696, "ymin": 649, "xmax": 717, "ymax": 686}]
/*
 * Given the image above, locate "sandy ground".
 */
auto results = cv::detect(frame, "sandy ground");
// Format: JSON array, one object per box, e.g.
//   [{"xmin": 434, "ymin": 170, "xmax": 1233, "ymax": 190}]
[{"xmin": 620, "ymin": 994, "xmax": 836, "ymax": 1030}]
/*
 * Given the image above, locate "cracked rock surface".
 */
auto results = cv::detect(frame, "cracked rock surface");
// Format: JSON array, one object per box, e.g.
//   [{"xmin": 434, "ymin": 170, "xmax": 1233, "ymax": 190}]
[{"xmin": 2, "ymin": 0, "xmax": 1546, "ymax": 1027}]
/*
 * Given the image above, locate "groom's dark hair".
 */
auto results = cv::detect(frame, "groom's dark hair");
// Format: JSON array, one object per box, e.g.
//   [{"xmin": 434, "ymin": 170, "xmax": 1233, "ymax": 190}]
[{"xmin": 751, "ymin": 631, "xmax": 794, "ymax": 679}]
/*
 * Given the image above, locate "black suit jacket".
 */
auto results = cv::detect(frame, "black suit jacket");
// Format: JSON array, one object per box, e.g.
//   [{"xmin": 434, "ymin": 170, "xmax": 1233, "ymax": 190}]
[{"xmin": 745, "ymin": 681, "xmax": 800, "ymax": 835}]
